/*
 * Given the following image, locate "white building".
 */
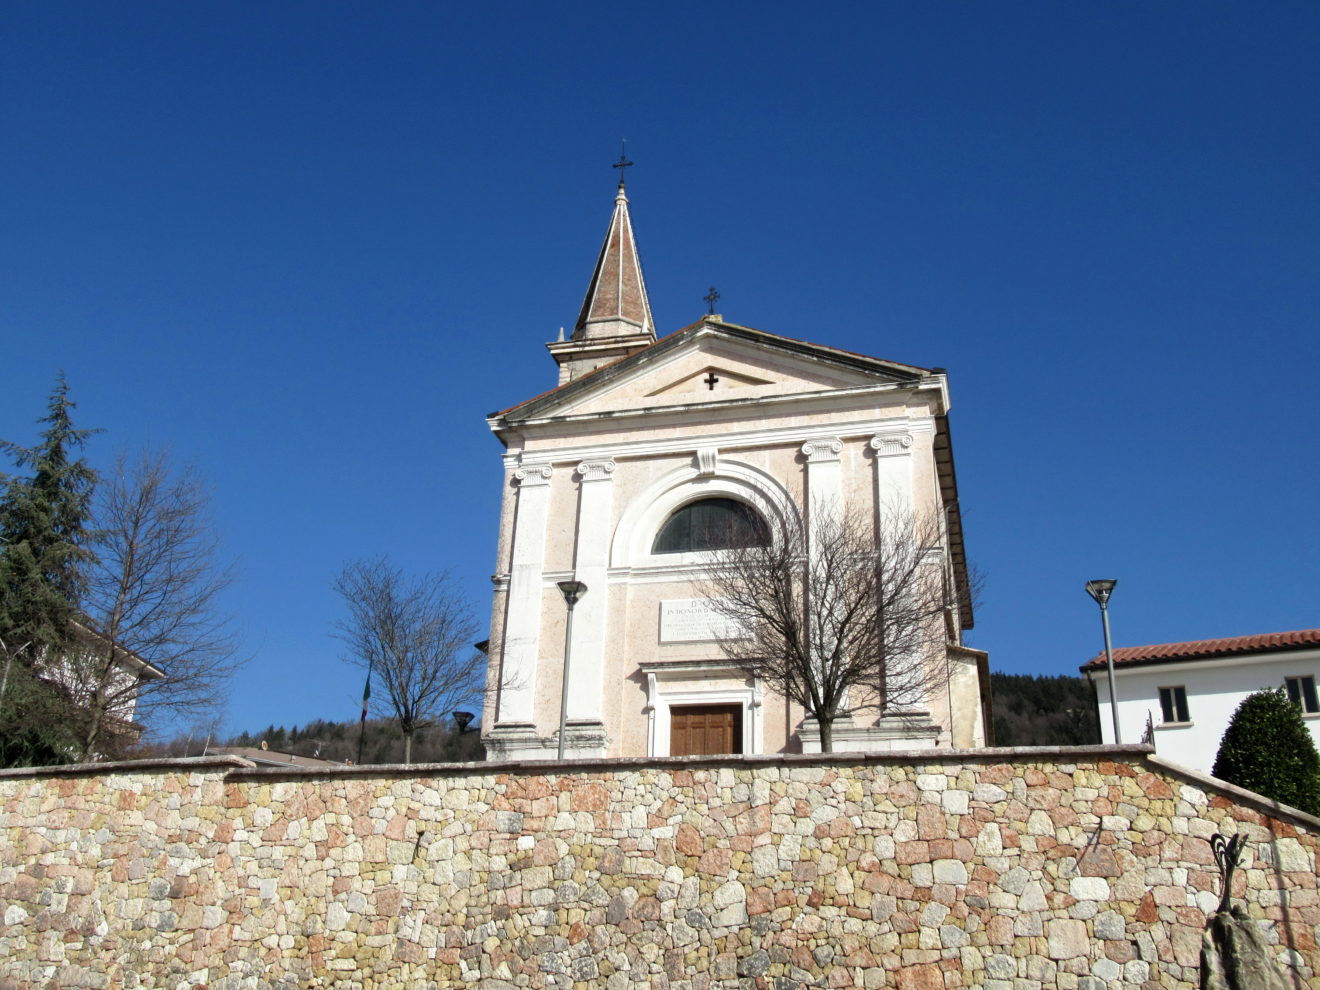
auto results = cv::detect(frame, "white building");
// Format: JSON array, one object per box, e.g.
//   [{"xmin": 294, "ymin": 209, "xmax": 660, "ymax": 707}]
[
  {"xmin": 1082, "ymin": 628, "xmax": 1320, "ymax": 773},
  {"xmin": 481, "ymin": 176, "xmax": 988, "ymax": 760}
]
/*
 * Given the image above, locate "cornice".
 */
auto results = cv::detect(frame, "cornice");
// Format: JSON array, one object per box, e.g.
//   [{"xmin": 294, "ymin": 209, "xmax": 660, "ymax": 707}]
[
  {"xmin": 547, "ymin": 334, "xmax": 652, "ymax": 357},
  {"xmin": 490, "ymin": 377, "xmax": 947, "ymax": 436},
  {"xmin": 503, "ymin": 415, "xmax": 936, "ymax": 469}
]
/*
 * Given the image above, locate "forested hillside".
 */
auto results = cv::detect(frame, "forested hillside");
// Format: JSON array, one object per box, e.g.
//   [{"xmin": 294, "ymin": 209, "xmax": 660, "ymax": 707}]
[
  {"xmin": 147, "ymin": 715, "xmax": 484, "ymax": 765},
  {"xmin": 990, "ymin": 672, "xmax": 1101, "ymax": 746},
  {"xmin": 144, "ymin": 674, "xmax": 1100, "ymax": 763}
]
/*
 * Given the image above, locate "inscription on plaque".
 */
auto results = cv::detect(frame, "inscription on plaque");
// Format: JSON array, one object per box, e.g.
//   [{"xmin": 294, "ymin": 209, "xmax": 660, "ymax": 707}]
[{"xmin": 660, "ymin": 598, "xmax": 743, "ymax": 643}]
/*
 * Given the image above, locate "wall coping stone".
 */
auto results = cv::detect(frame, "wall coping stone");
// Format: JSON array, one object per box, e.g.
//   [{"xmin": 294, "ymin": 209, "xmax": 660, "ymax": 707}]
[
  {"xmin": 0, "ymin": 754, "xmax": 255, "ymax": 778},
  {"xmin": 1146, "ymin": 752, "xmax": 1320, "ymax": 830},
  {"xmin": 0, "ymin": 744, "xmax": 1151, "ymax": 782},
  {"xmin": 219, "ymin": 744, "xmax": 1157, "ymax": 779}
]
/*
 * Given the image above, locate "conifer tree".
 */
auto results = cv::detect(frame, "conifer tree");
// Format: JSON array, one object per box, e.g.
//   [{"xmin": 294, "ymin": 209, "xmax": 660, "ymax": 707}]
[
  {"xmin": 1211, "ymin": 688, "xmax": 1320, "ymax": 817},
  {"xmin": 0, "ymin": 374, "xmax": 100, "ymax": 657},
  {"xmin": 0, "ymin": 375, "xmax": 99, "ymax": 765}
]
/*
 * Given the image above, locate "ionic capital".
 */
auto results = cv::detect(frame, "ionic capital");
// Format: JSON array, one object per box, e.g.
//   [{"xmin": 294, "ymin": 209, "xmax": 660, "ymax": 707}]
[
  {"xmin": 513, "ymin": 462, "xmax": 554, "ymax": 487},
  {"xmin": 869, "ymin": 433, "xmax": 914, "ymax": 457},
  {"xmin": 576, "ymin": 459, "xmax": 617, "ymax": 483},
  {"xmin": 800, "ymin": 437, "xmax": 843, "ymax": 463}
]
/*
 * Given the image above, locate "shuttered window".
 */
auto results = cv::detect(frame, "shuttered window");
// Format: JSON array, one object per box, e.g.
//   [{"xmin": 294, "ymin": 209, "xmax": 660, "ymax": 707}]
[
  {"xmin": 1158, "ymin": 686, "xmax": 1190, "ymax": 724},
  {"xmin": 1285, "ymin": 675, "xmax": 1320, "ymax": 714}
]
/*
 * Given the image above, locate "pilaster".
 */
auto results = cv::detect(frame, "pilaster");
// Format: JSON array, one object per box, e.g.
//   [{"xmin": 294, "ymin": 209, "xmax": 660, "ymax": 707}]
[
  {"xmin": 800, "ymin": 436, "xmax": 844, "ymax": 525},
  {"xmin": 565, "ymin": 458, "xmax": 616, "ymax": 730},
  {"xmin": 496, "ymin": 461, "xmax": 553, "ymax": 725},
  {"xmin": 870, "ymin": 431, "xmax": 915, "ymax": 516},
  {"xmin": 870, "ymin": 430, "xmax": 929, "ymax": 715}
]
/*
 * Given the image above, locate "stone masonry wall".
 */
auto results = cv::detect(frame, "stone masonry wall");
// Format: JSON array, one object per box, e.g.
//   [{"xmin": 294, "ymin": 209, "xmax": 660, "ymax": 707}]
[{"xmin": 1, "ymin": 746, "xmax": 1318, "ymax": 989}]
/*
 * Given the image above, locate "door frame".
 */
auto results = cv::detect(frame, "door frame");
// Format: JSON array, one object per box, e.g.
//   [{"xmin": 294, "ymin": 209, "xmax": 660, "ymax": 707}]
[{"xmin": 644, "ymin": 669, "xmax": 763, "ymax": 757}]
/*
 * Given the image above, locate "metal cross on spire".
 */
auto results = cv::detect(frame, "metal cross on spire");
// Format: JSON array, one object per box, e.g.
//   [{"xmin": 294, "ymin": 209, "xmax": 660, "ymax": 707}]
[
  {"xmin": 612, "ymin": 141, "xmax": 633, "ymax": 187},
  {"xmin": 704, "ymin": 286, "xmax": 720, "ymax": 315}
]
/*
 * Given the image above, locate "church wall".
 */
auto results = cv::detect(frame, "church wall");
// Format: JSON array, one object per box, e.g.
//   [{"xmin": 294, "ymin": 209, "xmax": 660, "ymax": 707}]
[
  {"xmin": 487, "ymin": 381, "xmax": 978, "ymax": 756},
  {"xmin": 542, "ymin": 471, "xmax": 580, "ymax": 574},
  {"xmin": 948, "ymin": 654, "xmax": 988, "ymax": 748},
  {"xmin": 531, "ymin": 589, "xmax": 569, "ymax": 729},
  {"xmin": 600, "ymin": 441, "xmax": 808, "ymax": 757},
  {"xmin": 3, "ymin": 750, "xmax": 1318, "ymax": 989}
]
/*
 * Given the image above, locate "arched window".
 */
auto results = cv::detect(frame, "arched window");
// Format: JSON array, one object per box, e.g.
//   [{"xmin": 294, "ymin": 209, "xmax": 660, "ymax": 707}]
[{"xmin": 652, "ymin": 497, "xmax": 770, "ymax": 554}]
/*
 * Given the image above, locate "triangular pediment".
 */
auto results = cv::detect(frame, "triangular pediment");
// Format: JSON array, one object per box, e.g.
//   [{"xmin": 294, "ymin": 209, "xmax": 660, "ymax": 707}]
[
  {"xmin": 496, "ymin": 321, "xmax": 928, "ymax": 424},
  {"xmin": 646, "ymin": 365, "xmax": 773, "ymax": 397}
]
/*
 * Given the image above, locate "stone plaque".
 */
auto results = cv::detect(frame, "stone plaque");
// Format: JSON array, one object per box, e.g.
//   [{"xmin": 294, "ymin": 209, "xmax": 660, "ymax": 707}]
[{"xmin": 659, "ymin": 598, "xmax": 743, "ymax": 643}]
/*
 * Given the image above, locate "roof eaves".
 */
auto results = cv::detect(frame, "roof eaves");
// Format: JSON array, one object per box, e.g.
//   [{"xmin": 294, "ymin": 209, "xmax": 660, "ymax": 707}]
[
  {"xmin": 1078, "ymin": 628, "xmax": 1320, "ymax": 674},
  {"xmin": 934, "ymin": 415, "xmax": 973, "ymax": 629},
  {"xmin": 702, "ymin": 320, "xmax": 932, "ymax": 377},
  {"xmin": 71, "ymin": 620, "xmax": 167, "ymax": 679},
  {"xmin": 493, "ymin": 326, "xmax": 706, "ymax": 424}
]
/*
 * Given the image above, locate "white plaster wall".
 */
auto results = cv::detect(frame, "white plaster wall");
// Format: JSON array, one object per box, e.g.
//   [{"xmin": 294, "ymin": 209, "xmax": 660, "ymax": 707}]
[{"xmin": 1090, "ymin": 648, "xmax": 1320, "ymax": 774}]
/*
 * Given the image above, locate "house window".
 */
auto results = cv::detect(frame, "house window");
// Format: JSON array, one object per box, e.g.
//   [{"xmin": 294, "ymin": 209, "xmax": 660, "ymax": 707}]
[
  {"xmin": 1159, "ymin": 686, "xmax": 1190, "ymax": 724},
  {"xmin": 1285, "ymin": 675, "xmax": 1320, "ymax": 715},
  {"xmin": 652, "ymin": 497, "xmax": 769, "ymax": 554}
]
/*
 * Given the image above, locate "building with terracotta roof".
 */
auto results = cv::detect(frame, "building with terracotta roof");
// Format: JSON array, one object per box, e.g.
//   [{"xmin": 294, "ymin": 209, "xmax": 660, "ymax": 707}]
[
  {"xmin": 480, "ymin": 175, "xmax": 988, "ymax": 760},
  {"xmin": 1080, "ymin": 628, "xmax": 1320, "ymax": 773}
]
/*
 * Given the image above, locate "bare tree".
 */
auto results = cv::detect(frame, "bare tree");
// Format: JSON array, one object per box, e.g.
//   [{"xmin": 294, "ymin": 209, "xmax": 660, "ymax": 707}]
[
  {"xmin": 705, "ymin": 502, "xmax": 964, "ymax": 752},
  {"xmin": 74, "ymin": 450, "xmax": 242, "ymax": 760},
  {"xmin": 333, "ymin": 558, "xmax": 482, "ymax": 764}
]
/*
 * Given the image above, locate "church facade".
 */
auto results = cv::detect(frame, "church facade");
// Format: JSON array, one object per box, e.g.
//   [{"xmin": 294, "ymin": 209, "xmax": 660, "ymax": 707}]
[{"xmin": 481, "ymin": 180, "xmax": 988, "ymax": 760}]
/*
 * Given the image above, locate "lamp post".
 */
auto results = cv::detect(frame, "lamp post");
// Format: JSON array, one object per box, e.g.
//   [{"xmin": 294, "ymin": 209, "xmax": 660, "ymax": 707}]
[
  {"xmin": 555, "ymin": 580, "xmax": 587, "ymax": 760},
  {"xmin": 1085, "ymin": 579, "xmax": 1120, "ymax": 745}
]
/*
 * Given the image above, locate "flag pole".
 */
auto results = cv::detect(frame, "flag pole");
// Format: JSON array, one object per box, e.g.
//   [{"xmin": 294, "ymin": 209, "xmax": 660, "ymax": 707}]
[{"xmin": 356, "ymin": 660, "xmax": 372, "ymax": 765}]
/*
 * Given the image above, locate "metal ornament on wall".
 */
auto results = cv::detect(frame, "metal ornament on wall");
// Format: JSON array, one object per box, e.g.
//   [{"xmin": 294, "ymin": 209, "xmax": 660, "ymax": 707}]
[{"xmin": 1210, "ymin": 832, "xmax": 1247, "ymax": 914}]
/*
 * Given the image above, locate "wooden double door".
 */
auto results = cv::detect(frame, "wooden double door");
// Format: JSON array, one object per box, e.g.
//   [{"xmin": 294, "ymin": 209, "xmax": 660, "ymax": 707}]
[{"xmin": 669, "ymin": 703, "xmax": 743, "ymax": 756}]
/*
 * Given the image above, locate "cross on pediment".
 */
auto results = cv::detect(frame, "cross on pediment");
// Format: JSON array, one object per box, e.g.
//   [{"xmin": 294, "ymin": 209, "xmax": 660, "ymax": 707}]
[
  {"xmin": 704, "ymin": 286, "xmax": 720, "ymax": 314},
  {"xmin": 703, "ymin": 371, "xmax": 720, "ymax": 390}
]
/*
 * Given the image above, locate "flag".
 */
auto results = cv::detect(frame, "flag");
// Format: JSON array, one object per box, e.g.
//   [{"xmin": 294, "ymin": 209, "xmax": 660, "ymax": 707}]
[{"xmin": 360, "ymin": 667, "xmax": 372, "ymax": 723}]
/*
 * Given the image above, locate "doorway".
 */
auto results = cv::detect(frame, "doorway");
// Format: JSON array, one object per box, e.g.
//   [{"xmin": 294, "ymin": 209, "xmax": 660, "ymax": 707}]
[{"xmin": 669, "ymin": 703, "xmax": 743, "ymax": 756}]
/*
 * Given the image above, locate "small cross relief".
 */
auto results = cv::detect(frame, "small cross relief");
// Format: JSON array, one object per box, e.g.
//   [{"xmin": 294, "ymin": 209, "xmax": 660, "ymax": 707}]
[{"xmin": 643, "ymin": 368, "xmax": 772, "ymax": 398}]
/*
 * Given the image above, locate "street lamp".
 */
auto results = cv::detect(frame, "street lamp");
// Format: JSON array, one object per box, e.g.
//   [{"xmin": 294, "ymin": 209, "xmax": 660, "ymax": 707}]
[
  {"xmin": 1085, "ymin": 579, "xmax": 1120, "ymax": 745},
  {"xmin": 555, "ymin": 580, "xmax": 587, "ymax": 760}
]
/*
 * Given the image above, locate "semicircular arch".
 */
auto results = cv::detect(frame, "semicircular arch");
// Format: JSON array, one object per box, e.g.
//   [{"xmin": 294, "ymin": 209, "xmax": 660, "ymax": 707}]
[{"xmin": 610, "ymin": 458, "xmax": 799, "ymax": 570}]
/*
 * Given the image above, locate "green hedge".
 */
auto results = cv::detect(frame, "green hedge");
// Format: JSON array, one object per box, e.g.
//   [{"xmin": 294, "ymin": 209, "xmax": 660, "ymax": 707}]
[{"xmin": 1212, "ymin": 688, "xmax": 1320, "ymax": 817}]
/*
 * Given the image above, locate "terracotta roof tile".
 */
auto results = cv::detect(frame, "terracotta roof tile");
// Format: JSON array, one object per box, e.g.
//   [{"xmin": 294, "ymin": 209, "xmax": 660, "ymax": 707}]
[{"xmin": 1080, "ymin": 628, "xmax": 1320, "ymax": 672}]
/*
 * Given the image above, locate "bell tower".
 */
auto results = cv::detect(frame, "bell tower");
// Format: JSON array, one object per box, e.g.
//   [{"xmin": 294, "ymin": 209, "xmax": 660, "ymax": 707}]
[{"xmin": 547, "ymin": 163, "xmax": 656, "ymax": 384}]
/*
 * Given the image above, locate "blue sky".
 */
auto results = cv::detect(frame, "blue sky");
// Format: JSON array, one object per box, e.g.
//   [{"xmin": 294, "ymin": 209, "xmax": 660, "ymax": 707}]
[{"xmin": 3, "ymin": 3, "xmax": 1317, "ymax": 740}]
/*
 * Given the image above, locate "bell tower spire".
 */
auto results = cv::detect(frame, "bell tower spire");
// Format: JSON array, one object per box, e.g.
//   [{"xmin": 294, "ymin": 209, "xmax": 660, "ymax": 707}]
[{"xmin": 548, "ymin": 156, "xmax": 657, "ymax": 384}]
